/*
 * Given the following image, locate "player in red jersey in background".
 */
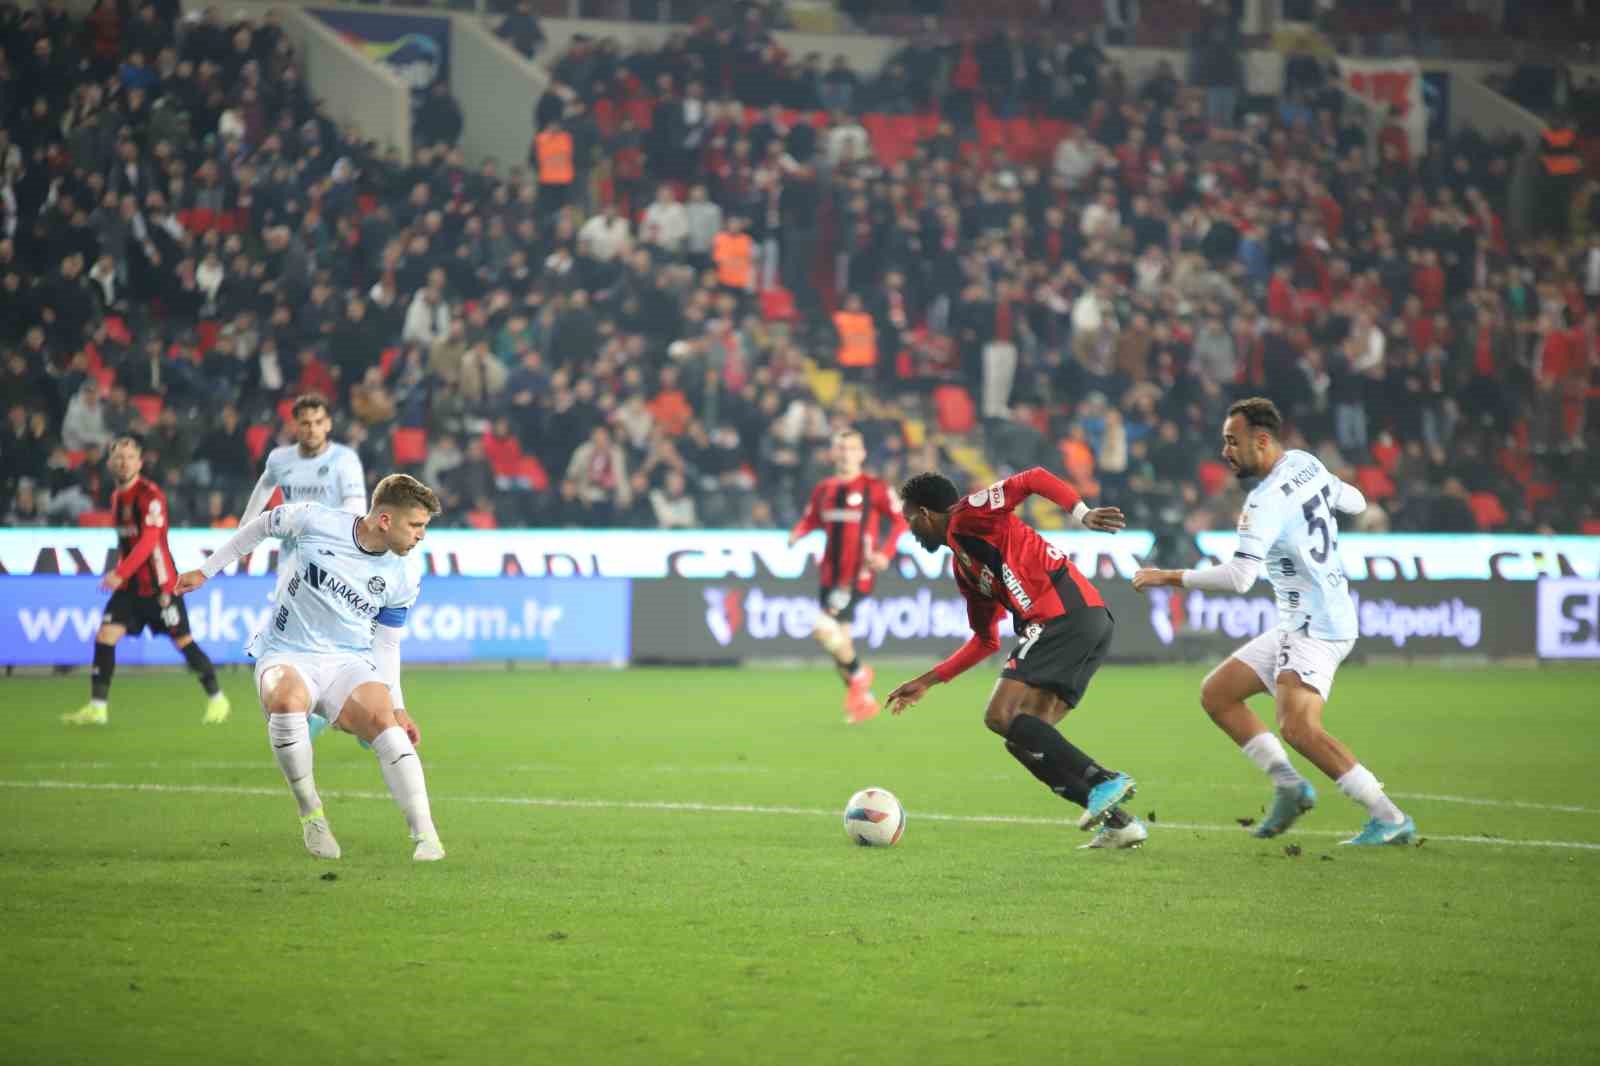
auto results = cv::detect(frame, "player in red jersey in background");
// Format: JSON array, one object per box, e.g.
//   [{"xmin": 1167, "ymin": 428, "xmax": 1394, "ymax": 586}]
[
  {"xmin": 62, "ymin": 437, "xmax": 231, "ymax": 727},
  {"xmin": 788, "ymin": 428, "xmax": 909, "ymax": 723},
  {"xmin": 886, "ymin": 467, "xmax": 1147, "ymax": 849}
]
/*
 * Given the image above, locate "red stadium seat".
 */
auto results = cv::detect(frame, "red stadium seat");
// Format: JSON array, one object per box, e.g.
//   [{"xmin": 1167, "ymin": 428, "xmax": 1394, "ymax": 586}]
[
  {"xmin": 77, "ymin": 509, "xmax": 115, "ymax": 527},
  {"xmin": 63, "ymin": 450, "xmax": 88, "ymax": 469},
  {"xmin": 760, "ymin": 286, "xmax": 797, "ymax": 322},
  {"xmin": 196, "ymin": 320, "xmax": 221, "ymax": 354},
  {"xmin": 277, "ymin": 399, "xmax": 296, "ymax": 425},
  {"xmin": 1582, "ymin": 519, "xmax": 1600, "ymax": 536},
  {"xmin": 1468, "ymin": 492, "xmax": 1508, "ymax": 530},
  {"xmin": 1196, "ymin": 460, "xmax": 1229, "ymax": 498},
  {"xmin": 92, "ymin": 368, "xmax": 115, "ymax": 393},
  {"xmin": 391, "ymin": 427, "xmax": 428, "ymax": 466},
  {"xmin": 130, "ymin": 394, "xmax": 163, "ymax": 425},
  {"xmin": 246, "ymin": 424, "xmax": 273, "ymax": 462},
  {"xmin": 932, "ymin": 385, "xmax": 976, "ymax": 434},
  {"xmin": 516, "ymin": 456, "xmax": 549, "ymax": 492},
  {"xmin": 466, "ymin": 507, "xmax": 498, "ymax": 530},
  {"xmin": 379, "ymin": 347, "xmax": 401, "ymax": 377},
  {"xmin": 1356, "ymin": 465, "xmax": 1396, "ymax": 501}
]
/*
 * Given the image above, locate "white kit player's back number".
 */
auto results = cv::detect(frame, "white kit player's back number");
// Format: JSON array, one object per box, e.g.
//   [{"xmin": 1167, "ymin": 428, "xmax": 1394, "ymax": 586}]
[{"xmin": 1301, "ymin": 485, "xmax": 1335, "ymax": 564}]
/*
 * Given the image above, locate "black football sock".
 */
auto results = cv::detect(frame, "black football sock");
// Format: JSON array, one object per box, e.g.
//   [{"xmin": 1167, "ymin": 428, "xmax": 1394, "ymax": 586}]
[
  {"xmin": 836, "ymin": 656, "xmax": 862, "ymax": 685},
  {"xmin": 91, "ymin": 642, "xmax": 117, "ymax": 701},
  {"xmin": 1004, "ymin": 714, "xmax": 1093, "ymax": 806},
  {"xmin": 181, "ymin": 643, "xmax": 221, "ymax": 697},
  {"xmin": 1004, "ymin": 737, "xmax": 1088, "ymax": 805}
]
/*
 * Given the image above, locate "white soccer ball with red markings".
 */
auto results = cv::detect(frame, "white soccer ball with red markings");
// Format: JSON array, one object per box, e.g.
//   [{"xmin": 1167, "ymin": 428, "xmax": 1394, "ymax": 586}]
[{"xmin": 844, "ymin": 787, "xmax": 906, "ymax": 847}]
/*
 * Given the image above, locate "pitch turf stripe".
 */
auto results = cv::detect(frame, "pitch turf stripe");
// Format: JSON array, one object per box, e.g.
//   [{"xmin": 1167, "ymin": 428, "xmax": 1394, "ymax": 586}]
[
  {"xmin": 4, "ymin": 778, "xmax": 1600, "ymax": 852},
  {"xmin": 13, "ymin": 763, "xmax": 1600, "ymax": 817}
]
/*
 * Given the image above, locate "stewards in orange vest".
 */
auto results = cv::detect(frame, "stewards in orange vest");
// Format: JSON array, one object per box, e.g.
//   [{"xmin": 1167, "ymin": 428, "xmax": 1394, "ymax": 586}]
[
  {"xmin": 1538, "ymin": 120, "xmax": 1584, "ymax": 235},
  {"xmin": 834, "ymin": 294, "xmax": 878, "ymax": 372},
  {"xmin": 534, "ymin": 121, "xmax": 574, "ymax": 217},
  {"xmin": 713, "ymin": 217, "xmax": 755, "ymax": 292}
]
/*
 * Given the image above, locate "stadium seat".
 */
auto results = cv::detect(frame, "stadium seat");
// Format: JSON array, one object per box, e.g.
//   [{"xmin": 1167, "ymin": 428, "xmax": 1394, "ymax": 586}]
[
  {"xmin": 1356, "ymin": 465, "xmax": 1396, "ymax": 501},
  {"xmin": 808, "ymin": 366, "xmax": 842, "ymax": 407},
  {"xmin": 1371, "ymin": 437, "xmax": 1400, "ymax": 473},
  {"xmin": 1468, "ymin": 491, "xmax": 1508, "ymax": 530},
  {"xmin": 391, "ymin": 427, "xmax": 428, "ymax": 466},
  {"xmin": 515, "ymin": 456, "xmax": 550, "ymax": 493},
  {"xmin": 466, "ymin": 507, "xmax": 498, "ymax": 530},
  {"xmin": 77, "ymin": 509, "xmax": 114, "ymax": 527},
  {"xmin": 104, "ymin": 316, "xmax": 131, "ymax": 344},
  {"xmin": 760, "ymin": 286, "xmax": 797, "ymax": 322},
  {"xmin": 130, "ymin": 394, "xmax": 163, "ymax": 425},
  {"xmin": 196, "ymin": 320, "xmax": 220, "ymax": 354},
  {"xmin": 277, "ymin": 399, "xmax": 295, "ymax": 425},
  {"xmin": 63, "ymin": 450, "xmax": 88, "ymax": 469},
  {"xmin": 1196, "ymin": 460, "xmax": 1229, "ymax": 498},
  {"xmin": 932, "ymin": 385, "xmax": 976, "ymax": 434},
  {"xmin": 379, "ymin": 347, "xmax": 401, "ymax": 377},
  {"xmin": 1582, "ymin": 519, "xmax": 1600, "ymax": 536},
  {"xmin": 91, "ymin": 368, "xmax": 115, "ymax": 393},
  {"xmin": 245, "ymin": 424, "xmax": 273, "ymax": 462}
]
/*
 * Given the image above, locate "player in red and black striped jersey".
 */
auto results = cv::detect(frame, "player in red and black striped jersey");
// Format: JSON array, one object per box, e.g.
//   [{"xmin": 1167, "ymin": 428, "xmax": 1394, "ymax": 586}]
[
  {"xmin": 885, "ymin": 467, "xmax": 1149, "ymax": 848},
  {"xmin": 788, "ymin": 429, "xmax": 909, "ymax": 723},
  {"xmin": 62, "ymin": 437, "xmax": 230, "ymax": 727}
]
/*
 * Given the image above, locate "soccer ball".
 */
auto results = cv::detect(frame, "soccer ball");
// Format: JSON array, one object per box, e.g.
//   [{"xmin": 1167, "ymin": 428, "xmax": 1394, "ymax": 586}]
[{"xmin": 843, "ymin": 787, "xmax": 906, "ymax": 847}]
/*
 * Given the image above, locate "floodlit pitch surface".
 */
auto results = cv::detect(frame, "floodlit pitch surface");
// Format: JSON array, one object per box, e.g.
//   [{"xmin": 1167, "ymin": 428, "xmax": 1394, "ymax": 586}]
[{"xmin": 2, "ymin": 665, "xmax": 1597, "ymax": 1066}]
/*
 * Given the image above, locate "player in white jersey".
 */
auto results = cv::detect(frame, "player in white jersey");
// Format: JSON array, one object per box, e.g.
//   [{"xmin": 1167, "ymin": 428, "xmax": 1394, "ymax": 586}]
[
  {"xmin": 239, "ymin": 393, "xmax": 367, "ymax": 524},
  {"xmin": 176, "ymin": 474, "xmax": 446, "ymax": 861},
  {"xmin": 1133, "ymin": 398, "xmax": 1416, "ymax": 846}
]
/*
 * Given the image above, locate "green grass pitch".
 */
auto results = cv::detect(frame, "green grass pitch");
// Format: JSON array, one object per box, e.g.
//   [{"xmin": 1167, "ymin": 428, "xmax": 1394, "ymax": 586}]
[{"xmin": 2, "ymin": 663, "xmax": 1598, "ymax": 1066}]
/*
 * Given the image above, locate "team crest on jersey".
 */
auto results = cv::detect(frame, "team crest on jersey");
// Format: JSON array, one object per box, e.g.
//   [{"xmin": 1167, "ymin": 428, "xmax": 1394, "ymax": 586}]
[
  {"xmin": 367, "ymin": 576, "xmax": 386, "ymax": 596},
  {"xmin": 318, "ymin": 465, "xmax": 330, "ymax": 476},
  {"xmin": 846, "ymin": 492, "xmax": 863, "ymax": 506}
]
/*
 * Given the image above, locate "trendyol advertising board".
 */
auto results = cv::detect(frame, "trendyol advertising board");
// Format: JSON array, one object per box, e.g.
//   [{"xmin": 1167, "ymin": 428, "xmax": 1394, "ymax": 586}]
[{"xmin": 1, "ymin": 531, "xmax": 1594, "ymax": 666}]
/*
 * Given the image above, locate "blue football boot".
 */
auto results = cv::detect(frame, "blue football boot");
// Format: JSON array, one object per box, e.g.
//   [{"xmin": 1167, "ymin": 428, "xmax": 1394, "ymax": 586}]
[
  {"xmin": 1077, "ymin": 773, "xmax": 1137, "ymax": 830},
  {"xmin": 1339, "ymin": 815, "xmax": 1418, "ymax": 846},
  {"xmin": 1251, "ymin": 780, "xmax": 1317, "ymax": 838}
]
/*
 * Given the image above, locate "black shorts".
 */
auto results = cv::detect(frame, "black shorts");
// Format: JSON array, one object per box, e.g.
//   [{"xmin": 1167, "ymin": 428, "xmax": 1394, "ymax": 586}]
[
  {"xmin": 819, "ymin": 586, "xmax": 866, "ymax": 625},
  {"xmin": 1000, "ymin": 606, "xmax": 1114, "ymax": 708},
  {"xmin": 104, "ymin": 588, "xmax": 191, "ymax": 639}
]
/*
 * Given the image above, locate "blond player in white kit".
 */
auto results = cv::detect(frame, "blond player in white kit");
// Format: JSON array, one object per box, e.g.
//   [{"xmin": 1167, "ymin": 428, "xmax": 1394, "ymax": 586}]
[
  {"xmin": 178, "ymin": 474, "xmax": 445, "ymax": 861},
  {"xmin": 1134, "ymin": 398, "xmax": 1417, "ymax": 847}
]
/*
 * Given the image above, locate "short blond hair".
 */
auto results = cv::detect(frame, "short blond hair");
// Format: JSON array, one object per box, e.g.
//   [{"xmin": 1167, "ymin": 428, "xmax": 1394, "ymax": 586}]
[{"xmin": 372, "ymin": 473, "xmax": 441, "ymax": 516}]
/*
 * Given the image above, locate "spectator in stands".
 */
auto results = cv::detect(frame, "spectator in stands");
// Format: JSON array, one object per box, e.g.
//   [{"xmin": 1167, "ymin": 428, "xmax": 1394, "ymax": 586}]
[
  {"xmin": 497, "ymin": 0, "xmax": 545, "ymax": 60},
  {"xmin": 566, "ymin": 423, "xmax": 630, "ymax": 524},
  {"xmin": 403, "ymin": 279, "xmax": 452, "ymax": 346},
  {"xmin": 61, "ymin": 378, "xmax": 112, "ymax": 453}
]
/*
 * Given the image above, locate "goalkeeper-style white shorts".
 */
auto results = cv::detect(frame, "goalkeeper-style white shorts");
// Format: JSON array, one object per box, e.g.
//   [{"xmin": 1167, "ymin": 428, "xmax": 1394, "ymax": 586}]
[
  {"xmin": 253, "ymin": 652, "xmax": 382, "ymax": 723},
  {"xmin": 1232, "ymin": 626, "xmax": 1354, "ymax": 701}
]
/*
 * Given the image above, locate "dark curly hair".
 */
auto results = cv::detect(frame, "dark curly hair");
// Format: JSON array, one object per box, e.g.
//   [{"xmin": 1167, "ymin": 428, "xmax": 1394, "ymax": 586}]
[{"xmin": 899, "ymin": 472, "xmax": 960, "ymax": 514}]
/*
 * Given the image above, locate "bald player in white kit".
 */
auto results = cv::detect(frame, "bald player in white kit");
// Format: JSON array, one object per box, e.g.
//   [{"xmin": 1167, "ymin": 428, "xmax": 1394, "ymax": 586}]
[
  {"xmin": 1134, "ymin": 397, "xmax": 1417, "ymax": 847},
  {"xmin": 178, "ymin": 474, "xmax": 444, "ymax": 861}
]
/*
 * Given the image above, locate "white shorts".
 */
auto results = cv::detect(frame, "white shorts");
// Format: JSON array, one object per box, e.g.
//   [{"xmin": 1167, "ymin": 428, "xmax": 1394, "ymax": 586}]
[
  {"xmin": 253, "ymin": 653, "xmax": 382, "ymax": 724},
  {"xmin": 1231, "ymin": 627, "xmax": 1354, "ymax": 700}
]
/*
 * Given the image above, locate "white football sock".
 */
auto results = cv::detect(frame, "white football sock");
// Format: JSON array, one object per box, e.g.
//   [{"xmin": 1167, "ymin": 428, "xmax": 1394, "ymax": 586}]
[
  {"xmin": 1336, "ymin": 764, "xmax": 1405, "ymax": 823},
  {"xmin": 91, "ymin": 699, "xmax": 108, "ymax": 711},
  {"xmin": 372, "ymin": 726, "xmax": 437, "ymax": 840},
  {"xmin": 1241, "ymin": 733, "xmax": 1305, "ymax": 789},
  {"xmin": 268, "ymin": 713, "xmax": 323, "ymax": 817}
]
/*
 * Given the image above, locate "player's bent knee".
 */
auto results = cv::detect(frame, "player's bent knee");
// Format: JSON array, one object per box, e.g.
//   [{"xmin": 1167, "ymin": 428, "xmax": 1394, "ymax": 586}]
[{"xmin": 339, "ymin": 682, "xmax": 397, "ymax": 741}]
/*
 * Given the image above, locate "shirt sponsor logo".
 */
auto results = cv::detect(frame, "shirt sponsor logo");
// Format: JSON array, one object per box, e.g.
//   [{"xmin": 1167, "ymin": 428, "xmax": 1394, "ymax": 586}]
[
  {"xmin": 304, "ymin": 562, "xmax": 380, "ymax": 618},
  {"xmin": 1000, "ymin": 563, "xmax": 1032, "ymax": 611}
]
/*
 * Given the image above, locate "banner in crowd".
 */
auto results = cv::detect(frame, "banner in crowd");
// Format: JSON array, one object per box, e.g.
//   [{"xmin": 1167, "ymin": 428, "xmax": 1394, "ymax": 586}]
[
  {"xmin": 1337, "ymin": 57, "xmax": 1428, "ymax": 158},
  {"xmin": 4, "ymin": 531, "xmax": 1597, "ymax": 583},
  {"xmin": 1536, "ymin": 578, "xmax": 1600, "ymax": 660},
  {"xmin": 0, "ymin": 576, "xmax": 628, "ymax": 667},
  {"xmin": 311, "ymin": 9, "xmax": 449, "ymax": 102},
  {"xmin": 629, "ymin": 576, "xmax": 1539, "ymax": 663}
]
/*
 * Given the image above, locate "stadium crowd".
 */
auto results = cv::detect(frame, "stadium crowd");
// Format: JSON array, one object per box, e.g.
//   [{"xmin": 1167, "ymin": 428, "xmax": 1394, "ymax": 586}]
[{"xmin": 1, "ymin": 1, "xmax": 1598, "ymax": 541}]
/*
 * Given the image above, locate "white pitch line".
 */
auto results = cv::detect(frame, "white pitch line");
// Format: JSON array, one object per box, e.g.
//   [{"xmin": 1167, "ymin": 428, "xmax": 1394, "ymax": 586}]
[
  {"xmin": 3, "ymin": 778, "xmax": 1598, "ymax": 852},
  {"xmin": 13, "ymin": 763, "xmax": 1600, "ymax": 816}
]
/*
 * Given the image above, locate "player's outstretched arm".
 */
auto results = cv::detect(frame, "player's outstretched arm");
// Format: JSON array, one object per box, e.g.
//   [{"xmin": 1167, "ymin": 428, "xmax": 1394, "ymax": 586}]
[
  {"xmin": 238, "ymin": 468, "xmax": 278, "ymax": 526},
  {"xmin": 1133, "ymin": 554, "xmax": 1261, "ymax": 594},
  {"xmin": 1004, "ymin": 467, "xmax": 1124, "ymax": 532},
  {"xmin": 890, "ymin": 602, "xmax": 1002, "ymax": 714}
]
